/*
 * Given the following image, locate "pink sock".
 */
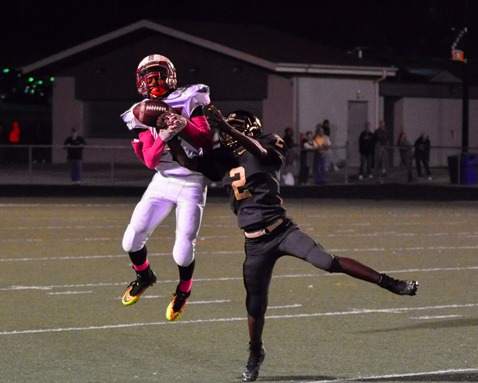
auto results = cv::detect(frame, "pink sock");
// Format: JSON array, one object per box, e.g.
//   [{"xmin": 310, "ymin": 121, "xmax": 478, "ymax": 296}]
[
  {"xmin": 133, "ymin": 260, "xmax": 149, "ymax": 272},
  {"xmin": 179, "ymin": 279, "xmax": 193, "ymax": 293}
]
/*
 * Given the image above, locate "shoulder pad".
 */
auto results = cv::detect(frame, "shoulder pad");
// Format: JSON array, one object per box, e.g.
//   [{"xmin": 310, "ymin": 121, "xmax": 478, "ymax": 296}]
[{"xmin": 164, "ymin": 84, "xmax": 210, "ymax": 118}]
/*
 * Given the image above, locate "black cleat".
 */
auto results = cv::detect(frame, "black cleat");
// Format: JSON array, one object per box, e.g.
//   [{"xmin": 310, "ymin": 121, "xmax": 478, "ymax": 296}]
[
  {"xmin": 379, "ymin": 274, "xmax": 418, "ymax": 296},
  {"xmin": 122, "ymin": 267, "xmax": 157, "ymax": 306},
  {"xmin": 242, "ymin": 343, "xmax": 266, "ymax": 382}
]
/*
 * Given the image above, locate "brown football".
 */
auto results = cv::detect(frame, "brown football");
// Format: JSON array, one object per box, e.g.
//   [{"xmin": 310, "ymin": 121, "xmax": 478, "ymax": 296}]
[{"xmin": 132, "ymin": 99, "xmax": 175, "ymax": 127}]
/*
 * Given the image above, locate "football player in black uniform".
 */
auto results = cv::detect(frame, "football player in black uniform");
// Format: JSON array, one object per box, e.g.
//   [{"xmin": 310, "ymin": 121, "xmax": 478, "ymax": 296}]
[{"xmin": 168, "ymin": 106, "xmax": 419, "ymax": 382}]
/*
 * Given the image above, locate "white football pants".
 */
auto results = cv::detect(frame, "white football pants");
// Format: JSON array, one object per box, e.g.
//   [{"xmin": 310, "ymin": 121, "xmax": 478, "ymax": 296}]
[{"xmin": 122, "ymin": 171, "xmax": 207, "ymax": 267}]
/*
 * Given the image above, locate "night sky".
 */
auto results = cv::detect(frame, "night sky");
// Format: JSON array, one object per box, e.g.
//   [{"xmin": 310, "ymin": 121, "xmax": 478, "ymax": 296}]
[{"xmin": 2, "ymin": 0, "xmax": 476, "ymax": 68}]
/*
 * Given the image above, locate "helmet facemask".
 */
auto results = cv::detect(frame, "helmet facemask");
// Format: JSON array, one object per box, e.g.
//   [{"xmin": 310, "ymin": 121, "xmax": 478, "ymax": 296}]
[
  {"xmin": 136, "ymin": 55, "xmax": 178, "ymax": 98},
  {"xmin": 220, "ymin": 111, "xmax": 262, "ymax": 150}
]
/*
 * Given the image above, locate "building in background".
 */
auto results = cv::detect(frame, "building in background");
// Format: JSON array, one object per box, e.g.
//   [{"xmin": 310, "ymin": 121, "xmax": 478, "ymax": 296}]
[{"xmin": 18, "ymin": 19, "xmax": 478, "ymax": 172}]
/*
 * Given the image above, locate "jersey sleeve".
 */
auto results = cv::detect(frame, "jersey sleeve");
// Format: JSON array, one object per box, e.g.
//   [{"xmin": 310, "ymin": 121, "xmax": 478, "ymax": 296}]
[
  {"xmin": 120, "ymin": 102, "xmax": 151, "ymax": 131},
  {"xmin": 165, "ymin": 84, "xmax": 213, "ymax": 152},
  {"xmin": 164, "ymin": 84, "xmax": 210, "ymax": 119},
  {"xmin": 180, "ymin": 115, "xmax": 213, "ymax": 152},
  {"xmin": 133, "ymin": 130, "xmax": 168, "ymax": 169},
  {"xmin": 261, "ymin": 133, "xmax": 287, "ymax": 166},
  {"xmin": 122, "ymin": 85, "xmax": 213, "ymax": 166}
]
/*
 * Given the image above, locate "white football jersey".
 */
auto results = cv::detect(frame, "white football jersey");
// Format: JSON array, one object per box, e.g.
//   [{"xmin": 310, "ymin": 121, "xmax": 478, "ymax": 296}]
[{"xmin": 120, "ymin": 84, "xmax": 211, "ymax": 177}]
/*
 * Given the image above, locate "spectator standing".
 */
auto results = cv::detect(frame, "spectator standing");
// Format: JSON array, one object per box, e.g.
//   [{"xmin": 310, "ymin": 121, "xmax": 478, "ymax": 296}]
[
  {"xmin": 373, "ymin": 120, "xmax": 390, "ymax": 181},
  {"xmin": 6, "ymin": 121, "xmax": 22, "ymax": 164},
  {"xmin": 397, "ymin": 130, "xmax": 414, "ymax": 182},
  {"xmin": 8, "ymin": 121, "xmax": 21, "ymax": 144},
  {"xmin": 0, "ymin": 121, "xmax": 8, "ymax": 163},
  {"xmin": 358, "ymin": 122, "xmax": 375, "ymax": 180},
  {"xmin": 281, "ymin": 126, "xmax": 296, "ymax": 185},
  {"xmin": 321, "ymin": 119, "xmax": 339, "ymax": 171},
  {"xmin": 283, "ymin": 126, "xmax": 295, "ymax": 152},
  {"xmin": 397, "ymin": 131, "xmax": 409, "ymax": 168},
  {"xmin": 414, "ymin": 132, "xmax": 432, "ymax": 180},
  {"xmin": 298, "ymin": 130, "xmax": 318, "ymax": 184},
  {"xmin": 321, "ymin": 118, "xmax": 331, "ymax": 136},
  {"xmin": 63, "ymin": 129, "xmax": 86, "ymax": 184},
  {"xmin": 313, "ymin": 126, "xmax": 331, "ymax": 184}
]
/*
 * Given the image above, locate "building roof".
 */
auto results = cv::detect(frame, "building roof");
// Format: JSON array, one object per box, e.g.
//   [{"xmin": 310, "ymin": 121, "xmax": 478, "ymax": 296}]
[{"xmin": 21, "ymin": 19, "xmax": 397, "ymax": 78}]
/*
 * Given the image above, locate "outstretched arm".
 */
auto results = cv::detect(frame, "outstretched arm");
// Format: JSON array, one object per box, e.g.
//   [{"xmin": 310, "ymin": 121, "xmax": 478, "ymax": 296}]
[
  {"xmin": 167, "ymin": 136, "xmax": 231, "ymax": 182},
  {"xmin": 206, "ymin": 105, "xmax": 267, "ymax": 158}
]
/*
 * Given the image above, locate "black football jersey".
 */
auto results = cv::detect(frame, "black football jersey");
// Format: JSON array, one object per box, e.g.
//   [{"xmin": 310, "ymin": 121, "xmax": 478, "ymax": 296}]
[
  {"xmin": 196, "ymin": 147, "xmax": 239, "ymax": 182},
  {"xmin": 222, "ymin": 133, "xmax": 288, "ymax": 231}
]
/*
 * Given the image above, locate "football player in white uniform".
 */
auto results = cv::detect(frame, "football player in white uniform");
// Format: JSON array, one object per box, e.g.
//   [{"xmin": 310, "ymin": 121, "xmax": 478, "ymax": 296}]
[{"xmin": 120, "ymin": 54, "xmax": 213, "ymax": 321}]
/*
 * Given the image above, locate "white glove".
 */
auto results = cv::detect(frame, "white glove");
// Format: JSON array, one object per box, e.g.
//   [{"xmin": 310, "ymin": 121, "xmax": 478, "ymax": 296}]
[{"xmin": 157, "ymin": 113, "xmax": 187, "ymax": 142}]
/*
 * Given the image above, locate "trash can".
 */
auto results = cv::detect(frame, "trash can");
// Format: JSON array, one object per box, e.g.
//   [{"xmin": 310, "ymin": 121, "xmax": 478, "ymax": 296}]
[
  {"xmin": 447, "ymin": 155, "xmax": 459, "ymax": 184},
  {"xmin": 460, "ymin": 152, "xmax": 478, "ymax": 185}
]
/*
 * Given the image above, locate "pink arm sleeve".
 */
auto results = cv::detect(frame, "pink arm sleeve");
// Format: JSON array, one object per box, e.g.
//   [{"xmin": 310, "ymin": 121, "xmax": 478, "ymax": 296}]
[
  {"xmin": 131, "ymin": 139, "xmax": 146, "ymax": 166},
  {"xmin": 180, "ymin": 115, "xmax": 213, "ymax": 152},
  {"xmin": 132, "ymin": 130, "xmax": 168, "ymax": 169}
]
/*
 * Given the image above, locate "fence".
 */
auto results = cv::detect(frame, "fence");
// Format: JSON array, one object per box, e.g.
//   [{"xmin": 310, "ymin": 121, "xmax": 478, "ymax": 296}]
[
  {"xmin": 0, "ymin": 145, "xmax": 151, "ymax": 186},
  {"xmin": 0, "ymin": 144, "xmax": 477, "ymax": 186},
  {"xmin": 282, "ymin": 143, "xmax": 478, "ymax": 186}
]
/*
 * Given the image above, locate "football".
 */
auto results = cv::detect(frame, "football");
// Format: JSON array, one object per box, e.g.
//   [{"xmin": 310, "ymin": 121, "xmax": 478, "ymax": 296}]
[{"xmin": 132, "ymin": 99, "xmax": 175, "ymax": 127}]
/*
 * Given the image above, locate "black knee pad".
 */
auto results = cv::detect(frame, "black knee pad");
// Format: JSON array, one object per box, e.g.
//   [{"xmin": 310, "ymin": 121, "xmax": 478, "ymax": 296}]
[{"xmin": 327, "ymin": 255, "xmax": 341, "ymax": 273}]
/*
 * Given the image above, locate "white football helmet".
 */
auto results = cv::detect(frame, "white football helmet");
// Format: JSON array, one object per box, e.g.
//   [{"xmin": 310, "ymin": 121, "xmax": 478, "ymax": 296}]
[{"xmin": 136, "ymin": 54, "xmax": 177, "ymax": 98}]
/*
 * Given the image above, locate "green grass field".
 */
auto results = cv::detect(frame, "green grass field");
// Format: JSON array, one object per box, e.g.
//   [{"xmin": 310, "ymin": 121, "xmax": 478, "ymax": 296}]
[{"xmin": 1, "ymin": 196, "xmax": 478, "ymax": 383}]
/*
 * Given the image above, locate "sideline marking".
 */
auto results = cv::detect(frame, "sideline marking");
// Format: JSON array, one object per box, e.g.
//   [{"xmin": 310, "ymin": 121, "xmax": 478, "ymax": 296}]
[
  {"xmin": 269, "ymin": 304, "xmax": 302, "ymax": 309},
  {"xmin": 410, "ymin": 314, "xmax": 462, "ymax": 320},
  {"xmin": 0, "ymin": 266, "xmax": 477, "ymax": 292},
  {"xmin": 2, "ymin": 245, "xmax": 478, "ymax": 262},
  {"xmin": 301, "ymin": 368, "xmax": 478, "ymax": 383},
  {"xmin": 48, "ymin": 291, "xmax": 93, "ymax": 295},
  {"xmin": 1, "ymin": 302, "xmax": 477, "ymax": 336}
]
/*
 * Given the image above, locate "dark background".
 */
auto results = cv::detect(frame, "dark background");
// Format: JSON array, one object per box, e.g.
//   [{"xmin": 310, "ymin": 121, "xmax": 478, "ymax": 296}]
[{"xmin": 2, "ymin": 0, "xmax": 476, "ymax": 68}]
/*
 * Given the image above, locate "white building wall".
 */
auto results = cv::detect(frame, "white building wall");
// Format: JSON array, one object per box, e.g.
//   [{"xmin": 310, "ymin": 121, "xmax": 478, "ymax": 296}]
[
  {"xmin": 50, "ymin": 73, "xmax": 478, "ymax": 169},
  {"xmin": 52, "ymin": 77, "xmax": 83, "ymax": 163},
  {"xmin": 295, "ymin": 77, "xmax": 379, "ymax": 148},
  {"xmin": 52, "ymin": 78, "xmax": 142, "ymax": 164},
  {"xmin": 263, "ymin": 74, "xmax": 295, "ymax": 135},
  {"xmin": 395, "ymin": 98, "xmax": 478, "ymax": 166}
]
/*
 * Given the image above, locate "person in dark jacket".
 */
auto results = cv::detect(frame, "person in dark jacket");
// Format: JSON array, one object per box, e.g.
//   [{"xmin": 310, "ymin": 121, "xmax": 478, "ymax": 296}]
[
  {"xmin": 414, "ymin": 132, "xmax": 432, "ymax": 180},
  {"xmin": 358, "ymin": 122, "xmax": 375, "ymax": 179},
  {"xmin": 373, "ymin": 120, "xmax": 390, "ymax": 180},
  {"xmin": 397, "ymin": 130, "xmax": 414, "ymax": 182},
  {"xmin": 63, "ymin": 129, "xmax": 86, "ymax": 184}
]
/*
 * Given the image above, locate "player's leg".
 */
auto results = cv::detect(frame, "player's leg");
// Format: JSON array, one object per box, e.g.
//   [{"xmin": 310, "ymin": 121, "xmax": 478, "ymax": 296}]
[
  {"xmin": 121, "ymin": 185, "xmax": 174, "ymax": 306},
  {"xmin": 240, "ymin": 239, "xmax": 278, "ymax": 382},
  {"xmin": 165, "ymin": 177, "xmax": 207, "ymax": 321},
  {"xmin": 120, "ymin": 246, "xmax": 157, "ymax": 306},
  {"xmin": 281, "ymin": 222, "xmax": 418, "ymax": 296}
]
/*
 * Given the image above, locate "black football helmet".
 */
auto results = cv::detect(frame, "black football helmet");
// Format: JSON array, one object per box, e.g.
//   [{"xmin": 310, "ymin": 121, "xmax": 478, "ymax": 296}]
[
  {"xmin": 136, "ymin": 54, "xmax": 177, "ymax": 99},
  {"xmin": 220, "ymin": 110, "xmax": 263, "ymax": 149}
]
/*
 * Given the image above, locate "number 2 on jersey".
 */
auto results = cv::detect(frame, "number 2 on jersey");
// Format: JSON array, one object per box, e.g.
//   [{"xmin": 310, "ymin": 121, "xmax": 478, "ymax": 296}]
[{"xmin": 229, "ymin": 166, "xmax": 251, "ymax": 200}]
